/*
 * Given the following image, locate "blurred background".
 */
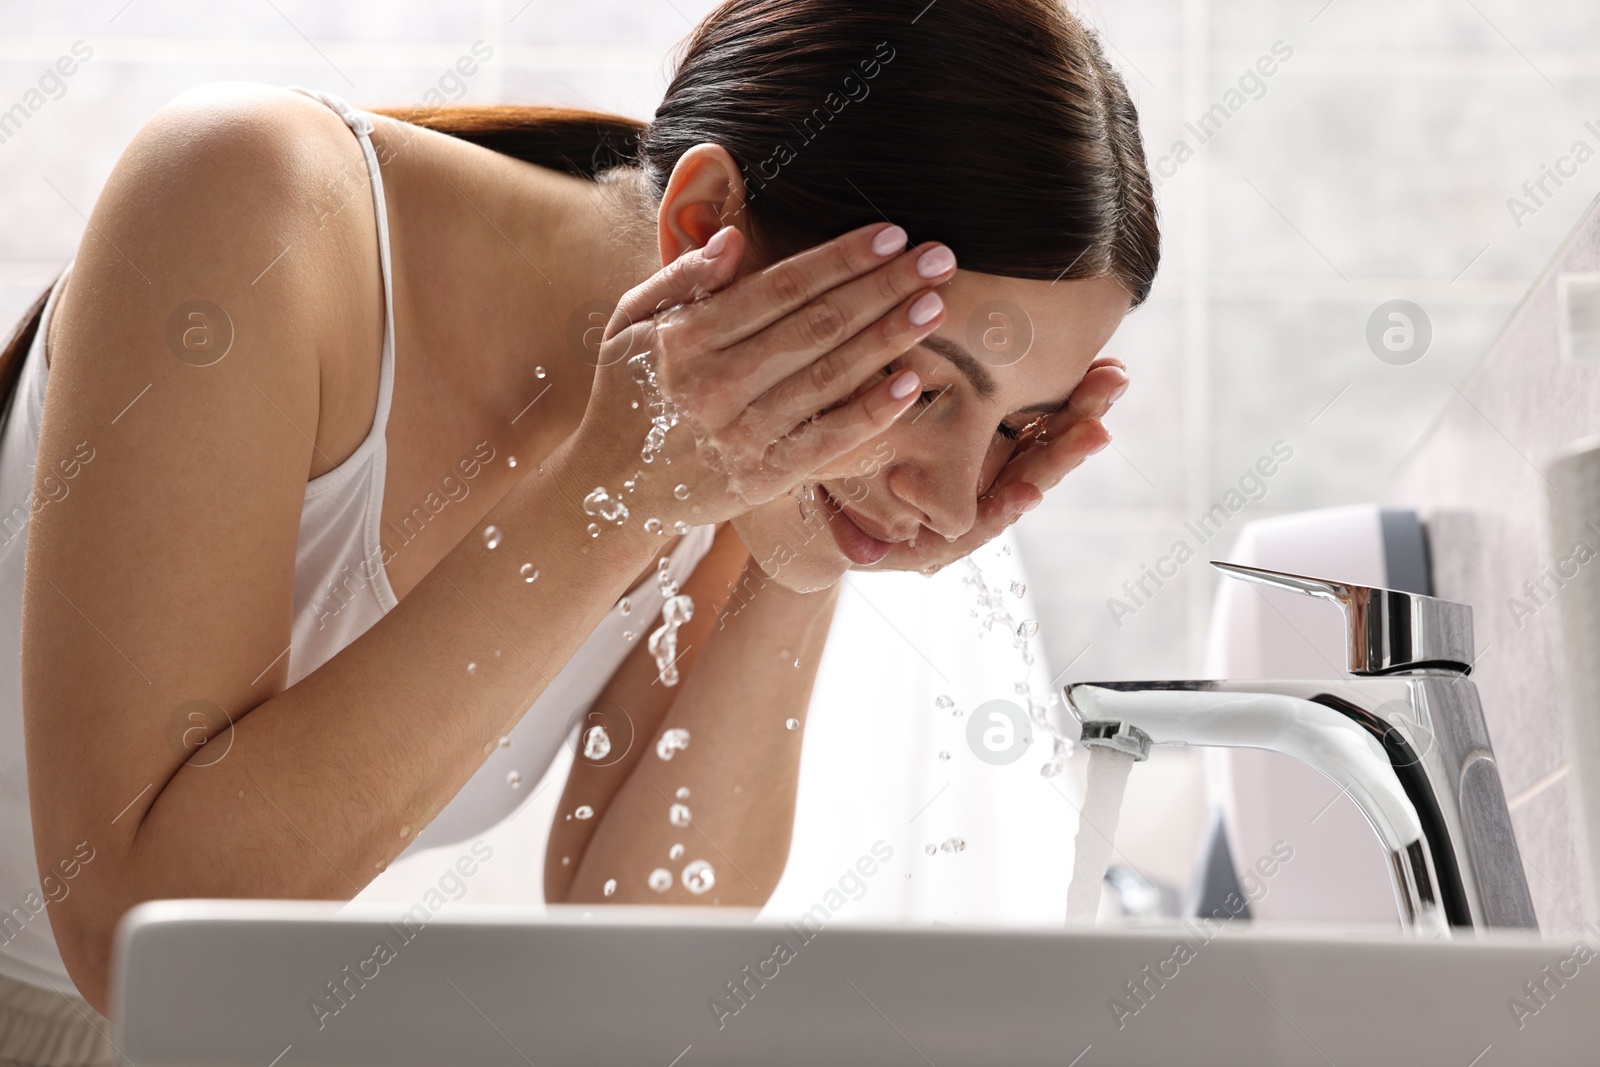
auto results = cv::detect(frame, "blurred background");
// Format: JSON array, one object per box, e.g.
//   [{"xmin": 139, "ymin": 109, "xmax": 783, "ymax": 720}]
[{"xmin": 4, "ymin": 0, "xmax": 1598, "ymax": 928}]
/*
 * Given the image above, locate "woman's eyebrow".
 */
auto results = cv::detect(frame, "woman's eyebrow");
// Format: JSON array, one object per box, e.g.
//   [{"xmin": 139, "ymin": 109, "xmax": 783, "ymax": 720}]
[{"xmin": 918, "ymin": 334, "xmax": 1071, "ymax": 416}]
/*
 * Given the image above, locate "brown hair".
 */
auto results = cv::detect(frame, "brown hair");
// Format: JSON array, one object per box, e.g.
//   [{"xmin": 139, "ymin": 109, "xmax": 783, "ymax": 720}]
[{"xmin": 0, "ymin": 0, "xmax": 1158, "ymax": 406}]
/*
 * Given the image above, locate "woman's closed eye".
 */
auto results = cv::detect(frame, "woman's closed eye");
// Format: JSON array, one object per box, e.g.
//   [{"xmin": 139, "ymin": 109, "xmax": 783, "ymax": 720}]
[{"xmin": 878, "ymin": 362, "xmax": 1026, "ymax": 440}]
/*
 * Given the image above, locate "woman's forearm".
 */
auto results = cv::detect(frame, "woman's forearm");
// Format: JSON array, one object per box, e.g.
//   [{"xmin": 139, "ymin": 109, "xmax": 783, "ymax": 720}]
[
  {"xmin": 36, "ymin": 433, "xmax": 664, "ymax": 997},
  {"xmin": 561, "ymin": 560, "xmax": 840, "ymax": 906},
  {"xmin": 542, "ymin": 523, "xmax": 751, "ymax": 902}
]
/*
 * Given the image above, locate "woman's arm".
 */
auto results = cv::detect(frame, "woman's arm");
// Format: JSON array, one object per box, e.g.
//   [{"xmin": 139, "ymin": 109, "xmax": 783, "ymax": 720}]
[
  {"xmin": 553, "ymin": 553, "xmax": 841, "ymax": 906},
  {"xmin": 542, "ymin": 522, "xmax": 751, "ymax": 902}
]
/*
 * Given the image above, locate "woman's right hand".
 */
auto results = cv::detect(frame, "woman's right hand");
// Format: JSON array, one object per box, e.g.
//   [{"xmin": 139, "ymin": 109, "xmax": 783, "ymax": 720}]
[{"xmin": 568, "ymin": 221, "xmax": 957, "ymax": 529}]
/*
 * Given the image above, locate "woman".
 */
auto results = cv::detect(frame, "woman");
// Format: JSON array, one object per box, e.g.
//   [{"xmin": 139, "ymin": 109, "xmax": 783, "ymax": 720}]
[{"xmin": 0, "ymin": 0, "xmax": 1155, "ymax": 1052}]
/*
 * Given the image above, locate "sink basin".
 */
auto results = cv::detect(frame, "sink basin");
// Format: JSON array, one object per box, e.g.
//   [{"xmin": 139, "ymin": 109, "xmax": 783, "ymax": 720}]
[{"xmin": 113, "ymin": 900, "xmax": 1595, "ymax": 1066}]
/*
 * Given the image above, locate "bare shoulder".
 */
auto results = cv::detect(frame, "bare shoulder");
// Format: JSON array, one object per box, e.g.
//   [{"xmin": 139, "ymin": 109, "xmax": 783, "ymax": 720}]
[{"xmin": 48, "ymin": 80, "xmax": 386, "ymax": 466}]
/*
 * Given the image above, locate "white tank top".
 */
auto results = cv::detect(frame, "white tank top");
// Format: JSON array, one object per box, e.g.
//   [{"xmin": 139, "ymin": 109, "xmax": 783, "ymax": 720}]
[{"xmin": 0, "ymin": 87, "xmax": 714, "ymax": 991}]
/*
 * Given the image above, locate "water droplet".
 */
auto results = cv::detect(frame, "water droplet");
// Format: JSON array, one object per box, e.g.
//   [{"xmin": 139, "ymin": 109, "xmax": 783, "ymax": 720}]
[
  {"xmin": 925, "ymin": 844, "xmax": 937, "ymax": 856},
  {"xmin": 631, "ymin": 400, "xmax": 640, "ymax": 410},
  {"xmin": 779, "ymin": 646, "xmax": 793, "ymax": 660},
  {"xmin": 561, "ymin": 855, "xmax": 570, "ymax": 865},
  {"xmin": 467, "ymin": 662, "xmax": 478, "ymax": 675},
  {"xmin": 575, "ymin": 805, "xmax": 594, "ymax": 820},
  {"xmin": 622, "ymin": 630, "xmax": 636, "ymax": 641},
  {"xmin": 669, "ymin": 803, "xmax": 691, "ymax": 827},
  {"xmin": 785, "ymin": 717, "xmax": 799, "ymax": 730},
  {"xmin": 588, "ymin": 523, "xmax": 601, "ymax": 538},
  {"xmin": 583, "ymin": 486, "xmax": 630, "ymax": 525},
  {"xmin": 669, "ymin": 842, "xmax": 685, "ymax": 860},
  {"xmin": 655, "ymin": 727, "xmax": 691, "ymax": 760},
  {"xmin": 648, "ymin": 868, "xmax": 672, "ymax": 893},
  {"xmin": 399, "ymin": 824, "xmax": 411, "ymax": 838},
  {"xmin": 673, "ymin": 520, "xmax": 690, "ymax": 535},
  {"xmin": 582, "ymin": 724, "xmax": 612, "ymax": 761},
  {"xmin": 793, "ymin": 658, "xmax": 801, "ymax": 669},
  {"xmin": 940, "ymin": 836, "xmax": 967, "ymax": 854},
  {"xmin": 483, "ymin": 740, "xmax": 496, "ymax": 755},
  {"xmin": 603, "ymin": 878, "xmax": 617, "ymax": 897},
  {"xmin": 507, "ymin": 456, "xmax": 518, "ymax": 469},
  {"xmin": 938, "ymin": 750, "xmax": 951, "ymax": 761},
  {"xmin": 507, "ymin": 771, "xmax": 522, "ymax": 789},
  {"xmin": 935, "ymin": 694, "xmax": 954, "ymax": 710},
  {"xmin": 675, "ymin": 786, "xmax": 690, "ymax": 799},
  {"xmin": 620, "ymin": 597, "xmax": 632, "ymax": 615},
  {"xmin": 1001, "ymin": 544, "xmax": 1012, "ymax": 556},
  {"xmin": 692, "ymin": 504, "xmax": 703, "ymax": 515},
  {"xmin": 520, "ymin": 563, "xmax": 539, "ymax": 583},
  {"xmin": 644, "ymin": 518, "xmax": 663, "ymax": 535},
  {"xmin": 1011, "ymin": 580, "xmax": 1027, "ymax": 597},
  {"xmin": 497, "ymin": 735, "xmax": 510, "ymax": 747},
  {"xmin": 681, "ymin": 859, "xmax": 716, "ymax": 894},
  {"xmin": 535, "ymin": 366, "xmax": 547, "ymax": 379},
  {"xmin": 483, "ymin": 525, "xmax": 502, "ymax": 549},
  {"xmin": 673, "ymin": 484, "xmax": 690, "ymax": 500},
  {"xmin": 1017, "ymin": 618, "xmax": 1039, "ymax": 641}
]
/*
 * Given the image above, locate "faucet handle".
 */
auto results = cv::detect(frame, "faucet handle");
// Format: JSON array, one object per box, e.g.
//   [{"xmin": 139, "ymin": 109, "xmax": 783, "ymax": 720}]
[{"xmin": 1211, "ymin": 561, "xmax": 1475, "ymax": 675}]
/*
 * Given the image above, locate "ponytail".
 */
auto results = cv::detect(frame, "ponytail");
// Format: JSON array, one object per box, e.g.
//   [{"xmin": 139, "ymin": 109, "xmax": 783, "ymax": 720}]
[{"xmin": 366, "ymin": 104, "xmax": 646, "ymax": 180}]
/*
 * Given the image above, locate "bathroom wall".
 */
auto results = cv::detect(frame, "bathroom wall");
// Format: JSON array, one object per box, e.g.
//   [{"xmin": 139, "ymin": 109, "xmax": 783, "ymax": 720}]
[{"xmin": 1385, "ymin": 194, "xmax": 1600, "ymax": 936}]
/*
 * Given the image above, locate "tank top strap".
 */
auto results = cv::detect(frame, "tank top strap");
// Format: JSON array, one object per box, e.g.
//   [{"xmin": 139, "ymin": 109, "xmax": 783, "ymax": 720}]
[{"xmin": 285, "ymin": 85, "xmax": 398, "ymax": 460}]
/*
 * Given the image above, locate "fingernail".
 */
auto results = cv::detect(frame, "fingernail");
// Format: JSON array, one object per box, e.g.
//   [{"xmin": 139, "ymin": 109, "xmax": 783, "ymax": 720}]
[
  {"xmin": 916, "ymin": 245, "xmax": 956, "ymax": 278},
  {"xmin": 704, "ymin": 227, "xmax": 732, "ymax": 259},
  {"xmin": 1108, "ymin": 380, "xmax": 1130, "ymax": 405},
  {"xmin": 873, "ymin": 224, "xmax": 908, "ymax": 256},
  {"xmin": 1020, "ymin": 496, "xmax": 1042, "ymax": 514},
  {"xmin": 889, "ymin": 369, "xmax": 921, "ymax": 400},
  {"xmin": 908, "ymin": 291, "xmax": 944, "ymax": 326},
  {"xmin": 1089, "ymin": 437, "xmax": 1111, "ymax": 456}
]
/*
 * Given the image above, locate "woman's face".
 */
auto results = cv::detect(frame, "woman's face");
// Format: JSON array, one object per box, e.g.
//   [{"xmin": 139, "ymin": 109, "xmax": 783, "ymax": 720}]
[{"xmin": 730, "ymin": 268, "xmax": 1131, "ymax": 591}]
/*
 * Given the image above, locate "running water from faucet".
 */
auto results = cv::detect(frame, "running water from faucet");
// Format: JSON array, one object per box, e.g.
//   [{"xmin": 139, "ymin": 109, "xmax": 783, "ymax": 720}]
[{"xmin": 1064, "ymin": 746, "xmax": 1136, "ymax": 922}]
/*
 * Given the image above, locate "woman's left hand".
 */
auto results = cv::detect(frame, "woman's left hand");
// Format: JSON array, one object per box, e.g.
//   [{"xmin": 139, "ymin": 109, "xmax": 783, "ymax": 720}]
[{"xmin": 870, "ymin": 355, "xmax": 1129, "ymax": 573}]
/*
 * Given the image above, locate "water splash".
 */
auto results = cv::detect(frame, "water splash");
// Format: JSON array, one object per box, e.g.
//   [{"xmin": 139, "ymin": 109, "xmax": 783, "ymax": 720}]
[
  {"xmin": 628, "ymin": 350, "xmax": 683, "ymax": 465},
  {"xmin": 1065, "ymin": 747, "xmax": 1136, "ymax": 922},
  {"xmin": 582, "ymin": 724, "xmax": 612, "ymax": 762},
  {"xmin": 681, "ymin": 860, "xmax": 716, "ymax": 894},
  {"xmin": 583, "ymin": 486, "xmax": 630, "ymax": 526},
  {"xmin": 648, "ymin": 557, "xmax": 695, "ymax": 686},
  {"xmin": 655, "ymin": 727, "xmax": 691, "ymax": 760}
]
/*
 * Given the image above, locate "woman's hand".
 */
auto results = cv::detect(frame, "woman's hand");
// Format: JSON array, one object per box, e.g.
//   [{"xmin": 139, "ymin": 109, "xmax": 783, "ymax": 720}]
[
  {"xmin": 872, "ymin": 356, "xmax": 1130, "ymax": 574},
  {"xmin": 568, "ymin": 222, "xmax": 958, "ymax": 529}
]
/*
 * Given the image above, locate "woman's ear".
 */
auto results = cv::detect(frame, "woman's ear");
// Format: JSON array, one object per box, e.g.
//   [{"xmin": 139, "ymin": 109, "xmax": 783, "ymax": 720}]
[{"xmin": 657, "ymin": 143, "xmax": 749, "ymax": 267}]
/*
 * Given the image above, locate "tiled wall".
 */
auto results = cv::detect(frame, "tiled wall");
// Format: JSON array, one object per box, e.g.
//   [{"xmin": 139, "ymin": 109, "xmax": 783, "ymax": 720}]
[
  {"xmin": 1387, "ymin": 197, "xmax": 1600, "ymax": 936},
  {"xmin": 5, "ymin": 0, "xmax": 1600, "ymax": 911}
]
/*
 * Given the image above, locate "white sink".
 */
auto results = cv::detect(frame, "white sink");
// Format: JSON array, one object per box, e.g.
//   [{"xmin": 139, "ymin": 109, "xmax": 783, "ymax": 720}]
[{"xmin": 113, "ymin": 900, "xmax": 1594, "ymax": 1066}]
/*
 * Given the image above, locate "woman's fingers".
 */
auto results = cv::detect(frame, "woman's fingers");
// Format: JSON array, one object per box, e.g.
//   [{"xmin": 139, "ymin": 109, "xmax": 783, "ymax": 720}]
[
  {"xmin": 604, "ymin": 225, "xmax": 747, "ymax": 346},
  {"xmin": 722, "ymin": 241, "xmax": 956, "ymax": 399},
  {"xmin": 731, "ymin": 285, "xmax": 947, "ymax": 448},
  {"xmin": 752, "ymin": 367, "xmax": 923, "ymax": 497}
]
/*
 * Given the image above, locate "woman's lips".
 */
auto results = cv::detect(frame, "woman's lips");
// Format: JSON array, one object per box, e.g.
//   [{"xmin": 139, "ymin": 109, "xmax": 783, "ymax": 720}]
[{"xmin": 819, "ymin": 486, "xmax": 894, "ymax": 566}]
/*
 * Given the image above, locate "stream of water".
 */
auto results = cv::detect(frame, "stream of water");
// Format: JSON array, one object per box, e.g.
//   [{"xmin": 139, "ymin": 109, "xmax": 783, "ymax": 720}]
[{"xmin": 1064, "ymin": 745, "xmax": 1137, "ymax": 922}]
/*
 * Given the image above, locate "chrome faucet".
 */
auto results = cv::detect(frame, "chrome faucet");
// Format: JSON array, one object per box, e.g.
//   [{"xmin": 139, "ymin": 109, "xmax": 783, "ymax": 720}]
[{"xmin": 1064, "ymin": 562, "xmax": 1538, "ymax": 936}]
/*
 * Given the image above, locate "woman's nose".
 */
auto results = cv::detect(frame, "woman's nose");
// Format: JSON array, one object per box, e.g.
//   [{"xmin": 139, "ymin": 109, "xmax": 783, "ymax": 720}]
[{"xmin": 885, "ymin": 457, "xmax": 981, "ymax": 543}]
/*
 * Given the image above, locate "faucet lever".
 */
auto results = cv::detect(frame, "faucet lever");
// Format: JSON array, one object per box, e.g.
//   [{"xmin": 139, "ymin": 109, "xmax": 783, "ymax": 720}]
[{"xmin": 1211, "ymin": 561, "xmax": 1476, "ymax": 675}]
